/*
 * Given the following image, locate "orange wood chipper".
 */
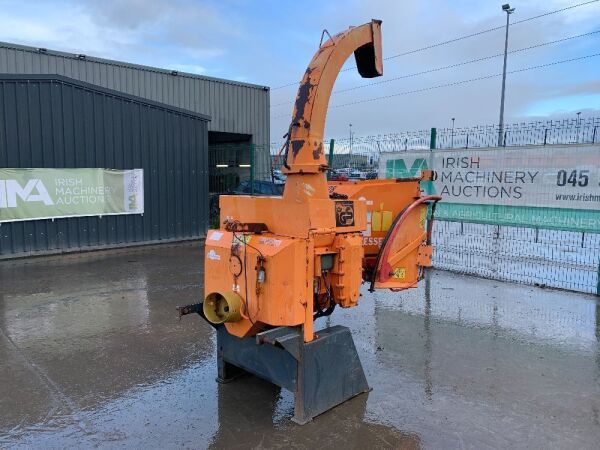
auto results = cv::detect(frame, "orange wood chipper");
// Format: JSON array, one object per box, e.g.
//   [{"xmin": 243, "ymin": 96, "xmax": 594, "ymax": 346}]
[{"xmin": 179, "ymin": 20, "xmax": 440, "ymax": 424}]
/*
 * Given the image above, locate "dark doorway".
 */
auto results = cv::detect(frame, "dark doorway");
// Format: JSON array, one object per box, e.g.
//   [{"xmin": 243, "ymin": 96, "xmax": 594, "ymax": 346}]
[
  {"xmin": 208, "ymin": 132, "xmax": 252, "ymax": 194},
  {"xmin": 208, "ymin": 132, "xmax": 253, "ymax": 228}
]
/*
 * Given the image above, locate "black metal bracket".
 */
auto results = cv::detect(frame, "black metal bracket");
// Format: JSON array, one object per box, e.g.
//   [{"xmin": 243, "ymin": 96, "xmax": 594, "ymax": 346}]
[{"xmin": 176, "ymin": 302, "xmax": 220, "ymax": 329}]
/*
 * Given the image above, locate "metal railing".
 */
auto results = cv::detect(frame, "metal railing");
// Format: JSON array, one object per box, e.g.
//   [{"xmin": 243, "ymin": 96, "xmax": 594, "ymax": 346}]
[
  {"xmin": 432, "ymin": 221, "xmax": 600, "ymax": 295},
  {"xmin": 432, "ymin": 117, "xmax": 600, "ymax": 149},
  {"xmin": 271, "ymin": 117, "xmax": 600, "ymax": 171},
  {"xmin": 208, "ymin": 143, "xmax": 275, "ymax": 227}
]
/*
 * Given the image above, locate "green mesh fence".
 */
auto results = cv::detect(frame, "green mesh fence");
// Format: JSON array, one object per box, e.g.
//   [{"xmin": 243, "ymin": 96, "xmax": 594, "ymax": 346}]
[{"xmin": 208, "ymin": 143, "xmax": 274, "ymax": 228}]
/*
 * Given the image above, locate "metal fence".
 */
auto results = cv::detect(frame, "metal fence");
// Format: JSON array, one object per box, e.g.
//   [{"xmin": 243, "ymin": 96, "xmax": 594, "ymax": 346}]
[
  {"xmin": 208, "ymin": 143, "xmax": 272, "ymax": 227},
  {"xmin": 271, "ymin": 117, "xmax": 600, "ymax": 173},
  {"xmin": 433, "ymin": 117, "xmax": 600, "ymax": 149},
  {"xmin": 209, "ymin": 143, "xmax": 273, "ymax": 193},
  {"xmin": 432, "ymin": 221, "xmax": 599, "ymax": 295}
]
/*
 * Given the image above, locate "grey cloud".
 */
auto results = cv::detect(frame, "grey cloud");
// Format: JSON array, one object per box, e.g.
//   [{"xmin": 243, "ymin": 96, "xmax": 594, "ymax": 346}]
[
  {"xmin": 556, "ymin": 79, "xmax": 600, "ymax": 96},
  {"xmin": 270, "ymin": 0, "xmax": 600, "ymax": 140},
  {"xmin": 3, "ymin": 0, "xmax": 595, "ymax": 139},
  {"xmin": 79, "ymin": 0, "xmax": 171, "ymax": 29},
  {"xmin": 78, "ymin": 0, "xmax": 238, "ymax": 57}
]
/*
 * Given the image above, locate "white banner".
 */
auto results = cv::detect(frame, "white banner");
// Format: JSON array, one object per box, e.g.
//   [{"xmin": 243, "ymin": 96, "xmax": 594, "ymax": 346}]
[
  {"xmin": 0, "ymin": 168, "xmax": 144, "ymax": 223},
  {"xmin": 380, "ymin": 145, "xmax": 600, "ymax": 211}
]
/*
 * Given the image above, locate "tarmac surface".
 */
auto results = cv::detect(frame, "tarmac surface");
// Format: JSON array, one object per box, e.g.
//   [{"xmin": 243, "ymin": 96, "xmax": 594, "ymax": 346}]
[{"xmin": 1, "ymin": 242, "xmax": 599, "ymax": 449}]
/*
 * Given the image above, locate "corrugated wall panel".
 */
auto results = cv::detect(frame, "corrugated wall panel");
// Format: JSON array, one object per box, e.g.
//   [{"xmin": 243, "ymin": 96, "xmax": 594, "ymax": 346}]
[
  {"xmin": 0, "ymin": 76, "xmax": 209, "ymax": 258},
  {"xmin": 0, "ymin": 42, "xmax": 270, "ymax": 163}
]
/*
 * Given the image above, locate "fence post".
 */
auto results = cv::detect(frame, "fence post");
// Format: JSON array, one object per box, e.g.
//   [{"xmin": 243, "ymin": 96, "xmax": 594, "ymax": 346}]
[
  {"xmin": 596, "ymin": 258, "xmax": 600, "ymax": 296},
  {"xmin": 327, "ymin": 139, "xmax": 335, "ymax": 180},
  {"xmin": 250, "ymin": 143, "xmax": 255, "ymax": 195},
  {"xmin": 429, "ymin": 128, "xmax": 437, "ymax": 150}
]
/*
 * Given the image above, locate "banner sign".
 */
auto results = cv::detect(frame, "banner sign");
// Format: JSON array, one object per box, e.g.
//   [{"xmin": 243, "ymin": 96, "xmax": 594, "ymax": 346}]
[
  {"xmin": 0, "ymin": 168, "xmax": 144, "ymax": 223},
  {"xmin": 379, "ymin": 145, "xmax": 600, "ymax": 233}
]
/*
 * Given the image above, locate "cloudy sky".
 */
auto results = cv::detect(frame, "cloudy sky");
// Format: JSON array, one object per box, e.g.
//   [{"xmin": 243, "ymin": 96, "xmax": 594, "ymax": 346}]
[{"xmin": 0, "ymin": 0, "xmax": 598, "ymax": 140}]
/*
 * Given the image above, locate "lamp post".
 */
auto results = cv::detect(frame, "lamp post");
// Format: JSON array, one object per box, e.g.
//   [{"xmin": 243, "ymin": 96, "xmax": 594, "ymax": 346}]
[
  {"xmin": 577, "ymin": 111, "xmax": 581, "ymax": 143},
  {"xmin": 498, "ymin": 4, "xmax": 515, "ymax": 147},
  {"xmin": 451, "ymin": 117, "xmax": 456, "ymax": 148},
  {"xmin": 349, "ymin": 123, "xmax": 354, "ymax": 154}
]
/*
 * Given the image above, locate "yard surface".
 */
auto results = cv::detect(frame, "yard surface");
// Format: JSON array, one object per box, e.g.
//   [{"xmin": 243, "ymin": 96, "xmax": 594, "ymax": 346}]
[{"xmin": 1, "ymin": 242, "xmax": 599, "ymax": 449}]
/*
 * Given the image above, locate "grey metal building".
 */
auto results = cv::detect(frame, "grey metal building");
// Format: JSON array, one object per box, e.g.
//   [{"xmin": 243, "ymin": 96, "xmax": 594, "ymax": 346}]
[
  {"xmin": 0, "ymin": 41, "xmax": 271, "ymax": 179},
  {"xmin": 0, "ymin": 75, "xmax": 209, "ymax": 258}
]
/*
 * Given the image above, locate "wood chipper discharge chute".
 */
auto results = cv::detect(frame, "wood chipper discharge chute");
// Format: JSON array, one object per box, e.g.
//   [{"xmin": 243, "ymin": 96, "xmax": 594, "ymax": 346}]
[{"xmin": 178, "ymin": 20, "xmax": 441, "ymax": 424}]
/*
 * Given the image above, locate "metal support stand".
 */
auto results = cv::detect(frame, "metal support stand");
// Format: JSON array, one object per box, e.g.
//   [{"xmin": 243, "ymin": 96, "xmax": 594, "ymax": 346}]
[{"xmin": 216, "ymin": 325, "xmax": 370, "ymax": 424}]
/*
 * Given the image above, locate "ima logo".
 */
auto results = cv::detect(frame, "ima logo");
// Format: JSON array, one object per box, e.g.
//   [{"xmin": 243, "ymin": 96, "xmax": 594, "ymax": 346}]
[
  {"xmin": 0, "ymin": 179, "xmax": 54, "ymax": 208},
  {"xmin": 385, "ymin": 158, "xmax": 436, "ymax": 195}
]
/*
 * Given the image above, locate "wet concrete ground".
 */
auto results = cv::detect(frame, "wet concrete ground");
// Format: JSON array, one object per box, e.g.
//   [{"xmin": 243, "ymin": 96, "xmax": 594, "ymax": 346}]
[{"xmin": 1, "ymin": 242, "xmax": 599, "ymax": 449}]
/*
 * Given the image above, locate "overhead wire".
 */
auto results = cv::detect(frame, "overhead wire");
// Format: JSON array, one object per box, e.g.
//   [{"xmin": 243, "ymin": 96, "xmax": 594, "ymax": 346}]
[
  {"xmin": 271, "ymin": 52, "xmax": 600, "ymax": 117},
  {"xmin": 269, "ymin": 29, "xmax": 600, "ymax": 108},
  {"xmin": 364, "ymin": 0, "xmax": 600, "ymax": 68},
  {"xmin": 269, "ymin": 0, "xmax": 600, "ymax": 91}
]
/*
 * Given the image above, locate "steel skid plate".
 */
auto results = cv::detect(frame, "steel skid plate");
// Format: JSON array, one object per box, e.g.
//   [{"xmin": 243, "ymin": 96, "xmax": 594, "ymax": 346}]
[{"xmin": 216, "ymin": 324, "xmax": 370, "ymax": 424}]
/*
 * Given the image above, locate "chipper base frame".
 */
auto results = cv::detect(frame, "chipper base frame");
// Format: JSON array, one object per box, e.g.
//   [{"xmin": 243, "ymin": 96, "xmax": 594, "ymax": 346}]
[{"xmin": 217, "ymin": 324, "xmax": 370, "ymax": 424}]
